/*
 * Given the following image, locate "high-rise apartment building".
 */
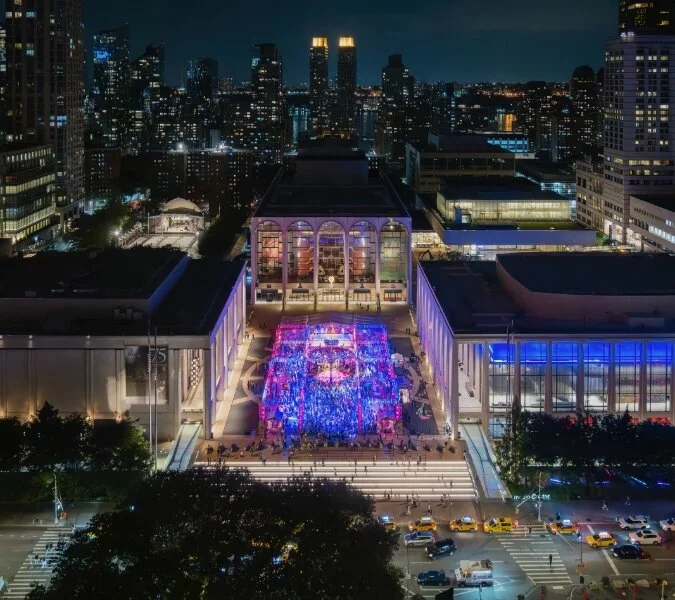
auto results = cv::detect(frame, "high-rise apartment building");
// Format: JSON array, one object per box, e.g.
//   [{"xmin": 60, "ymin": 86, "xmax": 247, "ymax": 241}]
[
  {"xmin": 251, "ymin": 43, "xmax": 283, "ymax": 164},
  {"xmin": 619, "ymin": 0, "xmax": 675, "ymax": 35},
  {"xmin": 309, "ymin": 37, "xmax": 329, "ymax": 135},
  {"xmin": 569, "ymin": 65, "xmax": 599, "ymax": 155},
  {"xmin": 520, "ymin": 81, "xmax": 553, "ymax": 156},
  {"xmin": 0, "ymin": 25, "xmax": 6, "ymax": 145},
  {"xmin": 375, "ymin": 54, "xmax": 414, "ymax": 164},
  {"xmin": 6, "ymin": 0, "xmax": 85, "ymax": 222},
  {"xmin": 128, "ymin": 44, "xmax": 165, "ymax": 155},
  {"xmin": 550, "ymin": 95, "xmax": 575, "ymax": 162},
  {"xmin": 602, "ymin": 34, "xmax": 675, "ymax": 243},
  {"xmin": 336, "ymin": 37, "xmax": 357, "ymax": 135},
  {"xmin": 219, "ymin": 92, "xmax": 254, "ymax": 149},
  {"xmin": 92, "ymin": 25, "xmax": 130, "ymax": 150}
]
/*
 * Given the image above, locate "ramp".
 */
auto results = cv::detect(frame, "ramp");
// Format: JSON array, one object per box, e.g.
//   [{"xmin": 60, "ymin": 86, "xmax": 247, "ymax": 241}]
[
  {"xmin": 459, "ymin": 423, "xmax": 510, "ymax": 500},
  {"xmin": 165, "ymin": 423, "xmax": 202, "ymax": 471}
]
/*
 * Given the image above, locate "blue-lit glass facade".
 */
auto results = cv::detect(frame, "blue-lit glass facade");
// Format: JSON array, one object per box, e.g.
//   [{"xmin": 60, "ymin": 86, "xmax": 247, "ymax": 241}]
[
  {"xmin": 616, "ymin": 342, "xmax": 641, "ymax": 414},
  {"xmin": 647, "ymin": 342, "xmax": 672, "ymax": 413},
  {"xmin": 584, "ymin": 342, "xmax": 609, "ymax": 412},
  {"xmin": 552, "ymin": 343, "xmax": 578, "ymax": 412},
  {"xmin": 520, "ymin": 342, "xmax": 547, "ymax": 411},
  {"xmin": 488, "ymin": 343, "xmax": 513, "ymax": 411}
]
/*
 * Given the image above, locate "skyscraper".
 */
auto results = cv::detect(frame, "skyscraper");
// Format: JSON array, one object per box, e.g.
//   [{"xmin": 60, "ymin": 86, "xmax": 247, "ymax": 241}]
[
  {"xmin": 128, "ymin": 44, "xmax": 165, "ymax": 155},
  {"xmin": 520, "ymin": 81, "xmax": 553, "ymax": 156},
  {"xmin": 309, "ymin": 37, "xmax": 329, "ymax": 135},
  {"xmin": 598, "ymin": 3, "xmax": 675, "ymax": 242},
  {"xmin": 569, "ymin": 65, "xmax": 599, "ymax": 155},
  {"xmin": 251, "ymin": 43, "xmax": 283, "ymax": 164},
  {"xmin": 550, "ymin": 95, "xmax": 575, "ymax": 162},
  {"xmin": 187, "ymin": 58, "xmax": 218, "ymax": 108},
  {"xmin": 6, "ymin": 0, "xmax": 85, "ymax": 222},
  {"xmin": 92, "ymin": 25, "xmax": 130, "ymax": 150},
  {"xmin": 375, "ymin": 54, "xmax": 414, "ymax": 164},
  {"xmin": 336, "ymin": 37, "xmax": 357, "ymax": 135},
  {"xmin": 619, "ymin": 0, "xmax": 674, "ymax": 35}
]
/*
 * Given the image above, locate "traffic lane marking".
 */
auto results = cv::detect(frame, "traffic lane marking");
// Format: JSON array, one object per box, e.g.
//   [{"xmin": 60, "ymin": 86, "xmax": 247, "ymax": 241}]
[{"xmin": 585, "ymin": 524, "xmax": 620, "ymax": 576}]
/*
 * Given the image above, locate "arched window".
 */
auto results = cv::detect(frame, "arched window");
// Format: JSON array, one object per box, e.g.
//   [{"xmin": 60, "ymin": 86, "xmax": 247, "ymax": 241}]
[
  {"xmin": 287, "ymin": 221, "xmax": 314, "ymax": 284},
  {"xmin": 256, "ymin": 221, "xmax": 282, "ymax": 284},
  {"xmin": 380, "ymin": 221, "xmax": 408, "ymax": 283},
  {"xmin": 318, "ymin": 221, "xmax": 345, "ymax": 284},
  {"xmin": 349, "ymin": 221, "xmax": 377, "ymax": 284}
]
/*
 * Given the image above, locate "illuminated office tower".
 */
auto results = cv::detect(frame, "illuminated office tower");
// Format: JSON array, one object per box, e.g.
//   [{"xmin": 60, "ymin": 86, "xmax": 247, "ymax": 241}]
[
  {"xmin": 6, "ymin": 0, "xmax": 85, "ymax": 223},
  {"xmin": 251, "ymin": 43, "xmax": 284, "ymax": 164},
  {"xmin": 619, "ymin": 0, "xmax": 674, "ymax": 35},
  {"xmin": 569, "ymin": 65, "xmax": 599, "ymax": 155},
  {"xmin": 309, "ymin": 37, "xmax": 329, "ymax": 135},
  {"xmin": 336, "ymin": 37, "xmax": 357, "ymax": 135},
  {"xmin": 92, "ymin": 25, "xmax": 130, "ymax": 150}
]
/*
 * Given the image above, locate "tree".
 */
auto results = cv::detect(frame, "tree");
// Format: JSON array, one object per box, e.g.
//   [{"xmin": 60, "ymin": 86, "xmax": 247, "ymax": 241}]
[
  {"xmin": 67, "ymin": 202, "xmax": 132, "ymax": 250},
  {"xmin": 496, "ymin": 397, "xmax": 526, "ymax": 486},
  {"xmin": 90, "ymin": 413, "xmax": 151, "ymax": 472},
  {"xmin": 27, "ymin": 469, "xmax": 404, "ymax": 600},
  {"xmin": 0, "ymin": 417, "xmax": 25, "ymax": 470}
]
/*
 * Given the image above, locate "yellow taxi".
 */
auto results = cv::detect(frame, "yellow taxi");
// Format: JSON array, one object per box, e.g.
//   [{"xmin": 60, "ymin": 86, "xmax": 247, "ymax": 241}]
[
  {"xmin": 378, "ymin": 514, "xmax": 398, "ymax": 532},
  {"xmin": 586, "ymin": 531, "xmax": 617, "ymax": 548},
  {"xmin": 408, "ymin": 516, "xmax": 437, "ymax": 532},
  {"xmin": 483, "ymin": 517, "xmax": 513, "ymax": 533},
  {"xmin": 548, "ymin": 519, "xmax": 579, "ymax": 535},
  {"xmin": 449, "ymin": 516, "xmax": 478, "ymax": 532}
]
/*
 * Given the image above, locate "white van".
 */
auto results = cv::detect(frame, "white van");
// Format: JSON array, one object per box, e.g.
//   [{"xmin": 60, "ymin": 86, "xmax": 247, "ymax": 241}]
[{"xmin": 454, "ymin": 560, "xmax": 493, "ymax": 587}]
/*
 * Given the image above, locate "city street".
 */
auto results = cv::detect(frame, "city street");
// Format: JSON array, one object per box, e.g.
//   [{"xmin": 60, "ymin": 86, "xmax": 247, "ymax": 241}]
[
  {"xmin": 0, "ymin": 528, "xmax": 42, "ymax": 590},
  {"xmin": 387, "ymin": 501, "xmax": 675, "ymax": 599}
]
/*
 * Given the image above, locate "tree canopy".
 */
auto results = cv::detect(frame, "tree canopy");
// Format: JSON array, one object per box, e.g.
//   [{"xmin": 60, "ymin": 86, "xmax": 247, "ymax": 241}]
[{"xmin": 28, "ymin": 469, "xmax": 403, "ymax": 600}]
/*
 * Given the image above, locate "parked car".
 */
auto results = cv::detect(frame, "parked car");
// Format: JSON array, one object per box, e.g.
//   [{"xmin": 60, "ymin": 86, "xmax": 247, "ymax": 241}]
[
  {"xmin": 612, "ymin": 544, "xmax": 649, "ymax": 560},
  {"xmin": 416, "ymin": 570, "xmax": 450, "ymax": 586},
  {"xmin": 659, "ymin": 517, "xmax": 675, "ymax": 532},
  {"xmin": 617, "ymin": 515, "xmax": 650, "ymax": 530},
  {"xmin": 426, "ymin": 539, "xmax": 457, "ymax": 560},
  {"xmin": 628, "ymin": 530, "xmax": 661, "ymax": 545},
  {"xmin": 378, "ymin": 514, "xmax": 397, "ymax": 532}
]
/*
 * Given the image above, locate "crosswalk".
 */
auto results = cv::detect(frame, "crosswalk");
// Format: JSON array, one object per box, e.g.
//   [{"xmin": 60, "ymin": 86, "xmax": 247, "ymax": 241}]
[
  {"xmin": 496, "ymin": 523, "xmax": 572, "ymax": 586},
  {"xmin": 5, "ymin": 528, "xmax": 69, "ymax": 599},
  {"xmin": 193, "ymin": 459, "xmax": 479, "ymax": 501}
]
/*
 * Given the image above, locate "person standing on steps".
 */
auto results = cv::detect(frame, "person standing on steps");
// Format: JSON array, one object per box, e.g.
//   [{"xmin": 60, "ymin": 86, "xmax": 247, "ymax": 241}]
[{"xmin": 548, "ymin": 554, "xmax": 553, "ymax": 568}]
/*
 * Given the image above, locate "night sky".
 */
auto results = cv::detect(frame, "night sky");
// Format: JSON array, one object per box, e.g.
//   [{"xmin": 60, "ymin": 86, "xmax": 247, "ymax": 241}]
[{"xmin": 85, "ymin": 0, "xmax": 618, "ymax": 86}]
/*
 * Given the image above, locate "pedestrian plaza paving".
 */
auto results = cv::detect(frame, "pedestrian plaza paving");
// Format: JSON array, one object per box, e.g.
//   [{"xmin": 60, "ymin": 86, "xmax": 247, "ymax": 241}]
[
  {"xmin": 5, "ymin": 528, "xmax": 69, "ymax": 599},
  {"xmin": 496, "ymin": 523, "xmax": 572, "ymax": 587}
]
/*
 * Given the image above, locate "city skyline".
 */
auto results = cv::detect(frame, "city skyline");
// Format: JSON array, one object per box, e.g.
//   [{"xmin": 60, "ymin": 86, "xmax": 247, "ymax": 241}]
[{"xmin": 86, "ymin": 0, "xmax": 618, "ymax": 86}]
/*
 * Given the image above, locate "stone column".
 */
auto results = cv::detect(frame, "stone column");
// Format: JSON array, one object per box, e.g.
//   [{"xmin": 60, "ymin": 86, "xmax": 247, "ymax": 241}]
[
  {"xmin": 608, "ymin": 343, "xmax": 616, "ymax": 414},
  {"xmin": 481, "ymin": 342, "xmax": 490, "ymax": 432},
  {"xmin": 577, "ymin": 343, "xmax": 585, "ymax": 413},
  {"xmin": 203, "ymin": 348, "xmax": 213, "ymax": 440},
  {"xmin": 250, "ymin": 222, "xmax": 258, "ymax": 305},
  {"xmin": 450, "ymin": 340, "xmax": 459, "ymax": 440},
  {"xmin": 281, "ymin": 230, "xmax": 288, "ymax": 302},
  {"xmin": 407, "ymin": 226, "xmax": 413, "ymax": 304},
  {"xmin": 639, "ymin": 340, "xmax": 647, "ymax": 421},
  {"xmin": 313, "ymin": 229, "xmax": 319, "ymax": 303},
  {"xmin": 545, "ymin": 341, "xmax": 553, "ymax": 415},
  {"xmin": 375, "ymin": 231, "xmax": 381, "ymax": 298},
  {"xmin": 343, "ymin": 228, "xmax": 349, "ymax": 300}
]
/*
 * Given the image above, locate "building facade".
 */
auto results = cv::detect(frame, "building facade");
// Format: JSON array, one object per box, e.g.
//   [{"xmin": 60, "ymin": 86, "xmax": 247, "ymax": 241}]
[
  {"xmin": 92, "ymin": 25, "xmax": 130, "ymax": 150},
  {"xmin": 336, "ymin": 37, "xmax": 357, "ymax": 135},
  {"xmin": 569, "ymin": 65, "xmax": 599, "ymax": 155},
  {"xmin": 0, "ymin": 144, "xmax": 56, "ymax": 246},
  {"xmin": 309, "ymin": 37, "xmax": 330, "ymax": 135},
  {"xmin": 620, "ymin": 0, "xmax": 675, "ymax": 35},
  {"xmin": 252, "ymin": 43, "xmax": 284, "ymax": 165},
  {"xmin": 417, "ymin": 254, "xmax": 675, "ymax": 439},
  {"xmin": 0, "ymin": 249, "xmax": 247, "ymax": 441},
  {"xmin": 602, "ymin": 35, "xmax": 675, "ymax": 243},
  {"xmin": 6, "ymin": 0, "xmax": 85, "ymax": 224},
  {"xmin": 575, "ymin": 153, "xmax": 606, "ymax": 232},
  {"xmin": 251, "ymin": 147, "xmax": 412, "ymax": 305},
  {"xmin": 629, "ymin": 194, "xmax": 675, "ymax": 251},
  {"xmin": 84, "ymin": 146, "xmax": 121, "ymax": 204}
]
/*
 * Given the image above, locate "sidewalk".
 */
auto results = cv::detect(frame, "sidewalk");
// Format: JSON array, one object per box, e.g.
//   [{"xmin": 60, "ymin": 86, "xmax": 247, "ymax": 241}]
[{"xmin": 0, "ymin": 502, "xmax": 114, "ymax": 529}]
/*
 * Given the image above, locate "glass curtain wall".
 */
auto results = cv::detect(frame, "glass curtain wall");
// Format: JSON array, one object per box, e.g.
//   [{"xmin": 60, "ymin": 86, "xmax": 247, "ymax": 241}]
[
  {"xmin": 552, "ymin": 343, "xmax": 578, "ymax": 412},
  {"xmin": 318, "ymin": 221, "xmax": 345, "ymax": 284},
  {"xmin": 616, "ymin": 342, "xmax": 641, "ymax": 414},
  {"xmin": 287, "ymin": 221, "xmax": 314, "ymax": 285},
  {"xmin": 583, "ymin": 342, "xmax": 609, "ymax": 412},
  {"xmin": 647, "ymin": 342, "xmax": 672, "ymax": 413},
  {"xmin": 520, "ymin": 342, "xmax": 547, "ymax": 411},
  {"xmin": 349, "ymin": 221, "xmax": 377, "ymax": 285},
  {"xmin": 488, "ymin": 342, "xmax": 514, "ymax": 411},
  {"xmin": 380, "ymin": 222, "xmax": 408, "ymax": 282},
  {"xmin": 257, "ymin": 221, "xmax": 282, "ymax": 284}
]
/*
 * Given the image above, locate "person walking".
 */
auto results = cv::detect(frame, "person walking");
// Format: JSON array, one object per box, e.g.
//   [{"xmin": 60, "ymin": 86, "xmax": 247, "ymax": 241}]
[
  {"xmin": 548, "ymin": 554, "xmax": 553, "ymax": 569},
  {"xmin": 602, "ymin": 499, "xmax": 608, "ymax": 511},
  {"xmin": 625, "ymin": 496, "xmax": 631, "ymax": 506}
]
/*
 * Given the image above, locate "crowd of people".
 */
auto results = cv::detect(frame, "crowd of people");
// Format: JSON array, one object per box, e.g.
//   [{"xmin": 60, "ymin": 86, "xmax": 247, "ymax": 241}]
[{"xmin": 261, "ymin": 320, "xmax": 401, "ymax": 439}]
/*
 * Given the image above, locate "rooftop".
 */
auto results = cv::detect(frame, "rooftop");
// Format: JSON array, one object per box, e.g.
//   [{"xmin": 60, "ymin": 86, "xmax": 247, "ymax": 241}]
[
  {"xmin": 439, "ymin": 176, "xmax": 566, "ymax": 202},
  {"xmin": 413, "ymin": 133, "xmax": 512, "ymax": 155},
  {"xmin": 498, "ymin": 252, "xmax": 675, "ymax": 296},
  {"xmin": 516, "ymin": 159, "xmax": 575, "ymax": 182},
  {"xmin": 0, "ymin": 248, "xmax": 183, "ymax": 299},
  {"xmin": 631, "ymin": 194, "xmax": 675, "ymax": 212}
]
